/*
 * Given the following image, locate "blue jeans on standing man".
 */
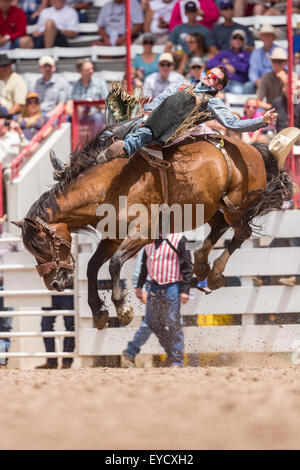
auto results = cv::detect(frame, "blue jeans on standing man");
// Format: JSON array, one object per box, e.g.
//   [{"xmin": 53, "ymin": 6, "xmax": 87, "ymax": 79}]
[
  {"xmin": 124, "ymin": 320, "xmax": 152, "ymax": 359},
  {"xmin": 145, "ymin": 281, "xmax": 184, "ymax": 367}
]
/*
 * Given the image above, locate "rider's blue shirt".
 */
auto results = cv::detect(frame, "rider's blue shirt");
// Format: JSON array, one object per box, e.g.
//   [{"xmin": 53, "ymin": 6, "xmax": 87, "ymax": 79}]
[{"xmin": 144, "ymin": 82, "xmax": 267, "ymax": 133}]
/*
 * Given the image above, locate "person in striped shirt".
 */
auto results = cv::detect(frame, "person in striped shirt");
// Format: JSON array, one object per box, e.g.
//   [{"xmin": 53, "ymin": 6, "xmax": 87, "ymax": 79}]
[{"xmin": 122, "ymin": 233, "xmax": 193, "ymax": 368}]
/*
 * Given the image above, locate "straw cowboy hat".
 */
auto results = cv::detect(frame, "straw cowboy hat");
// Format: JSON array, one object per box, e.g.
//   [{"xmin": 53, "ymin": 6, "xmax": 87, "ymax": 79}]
[{"xmin": 268, "ymin": 127, "xmax": 300, "ymax": 168}]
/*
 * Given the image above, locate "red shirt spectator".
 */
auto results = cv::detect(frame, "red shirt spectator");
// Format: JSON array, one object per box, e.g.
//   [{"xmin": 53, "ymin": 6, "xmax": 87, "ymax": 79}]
[
  {"xmin": 169, "ymin": 0, "xmax": 219, "ymax": 30},
  {"xmin": 0, "ymin": 1, "xmax": 27, "ymax": 44}
]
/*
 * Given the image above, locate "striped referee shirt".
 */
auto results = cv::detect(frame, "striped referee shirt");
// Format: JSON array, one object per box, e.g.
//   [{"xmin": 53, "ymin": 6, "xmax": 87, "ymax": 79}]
[{"xmin": 137, "ymin": 234, "xmax": 193, "ymax": 294}]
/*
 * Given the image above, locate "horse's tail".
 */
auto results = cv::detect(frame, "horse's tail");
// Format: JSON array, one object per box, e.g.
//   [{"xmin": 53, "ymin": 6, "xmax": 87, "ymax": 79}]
[{"xmin": 226, "ymin": 143, "xmax": 294, "ymax": 230}]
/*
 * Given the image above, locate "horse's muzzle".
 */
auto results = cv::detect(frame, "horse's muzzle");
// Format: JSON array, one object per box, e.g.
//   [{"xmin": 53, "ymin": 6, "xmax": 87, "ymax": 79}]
[{"xmin": 50, "ymin": 269, "xmax": 73, "ymax": 292}]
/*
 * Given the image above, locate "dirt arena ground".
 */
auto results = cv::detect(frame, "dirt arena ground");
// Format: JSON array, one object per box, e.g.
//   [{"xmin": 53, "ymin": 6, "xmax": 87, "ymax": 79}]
[{"xmin": 1, "ymin": 355, "xmax": 300, "ymax": 450}]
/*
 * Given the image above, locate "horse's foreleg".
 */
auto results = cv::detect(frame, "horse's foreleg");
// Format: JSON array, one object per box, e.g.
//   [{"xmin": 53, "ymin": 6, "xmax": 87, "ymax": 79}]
[
  {"xmin": 87, "ymin": 239, "xmax": 119, "ymax": 330},
  {"xmin": 194, "ymin": 210, "xmax": 230, "ymax": 280},
  {"xmin": 109, "ymin": 236, "xmax": 148, "ymax": 326},
  {"xmin": 207, "ymin": 223, "xmax": 252, "ymax": 290}
]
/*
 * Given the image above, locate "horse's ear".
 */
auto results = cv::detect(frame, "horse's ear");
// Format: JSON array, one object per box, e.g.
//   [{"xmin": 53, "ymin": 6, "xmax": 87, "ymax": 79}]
[
  {"xmin": 11, "ymin": 220, "xmax": 23, "ymax": 228},
  {"xmin": 49, "ymin": 149, "xmax": 64, "ymax": 172},
  {"xmin": 23, "ymin": 218, "xmax": 40, "ymax": 232}
]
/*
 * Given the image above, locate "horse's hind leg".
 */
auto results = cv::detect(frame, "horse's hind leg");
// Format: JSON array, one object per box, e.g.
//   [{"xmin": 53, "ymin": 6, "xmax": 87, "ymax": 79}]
[
  {"xmin": 207, "ymin": 222, "xmax": 252, "ymax": 290},
  {"xmin": 194, "ymin": 210, "xmax": 230, "ymax": 280},
  {"xmin": 87, "ymin": 238, "xmax": 119, "ymax": 330},
  {"xmin": 109, "ymin": 236, "xmax": 148, "ymax": 326}
]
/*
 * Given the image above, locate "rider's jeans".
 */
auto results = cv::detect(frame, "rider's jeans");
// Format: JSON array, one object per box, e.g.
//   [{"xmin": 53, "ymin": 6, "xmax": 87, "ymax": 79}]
[{"xmin": 124, "ymin": 126, "xmax": 153, "ymax": 156}]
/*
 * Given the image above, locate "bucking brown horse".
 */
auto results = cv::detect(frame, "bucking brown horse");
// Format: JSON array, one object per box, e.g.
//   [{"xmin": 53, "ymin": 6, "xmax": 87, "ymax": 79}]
[{"xmin": 13, "ymin": 120, "xmax": 293, "ymax": 330}]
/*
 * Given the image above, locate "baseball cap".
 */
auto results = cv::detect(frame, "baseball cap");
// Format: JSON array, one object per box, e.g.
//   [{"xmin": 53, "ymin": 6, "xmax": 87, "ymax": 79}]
[
  {"xmin": 190, "ymin": 57, "xmax": 204, "ymax": 67},
  {"xmin": 26, "ymin": 92, "xmax": 40, "ymax": 102},
  {"xmin": 269, "ymin": 47, "xmax": 288, "ymax": 61},
  {"xmin": 158, "ymin": 52, "xmax": 174, "ymax": 64},
  {"xmin": 142, "ymin": 33, "xmax": 155, "ymax": 43},
  {"xmin": 231, "ymin": 29, "xmax": 247, "ymax": 41},
  {"xmin": 39, "ymin": 55, "xmax": 55, "ymax": 67},
  {"xmin": 220, "ymin": 0, "xmax": 233, "ymax": 9},
  {"xmin": 0, "ymin": 108, "xmax": 12, "ymax": 119},
  {"xmin": 184, "ymin": 1, "xmax": 197, "ymax": 12}
]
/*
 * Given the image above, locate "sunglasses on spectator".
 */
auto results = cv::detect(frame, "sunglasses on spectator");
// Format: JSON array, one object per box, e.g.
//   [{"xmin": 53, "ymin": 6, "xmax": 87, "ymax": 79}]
[
  {"xmin": 159, "ymin": 62, "xmax": 172, "ymax": 67},
  {"xmin": 26, "ymin": 98, "xmax": 40, "ymax": 104},
  {"xmin": 245, "ymin": 104, "xmax": 257, "ymax": 109},
  {"xmin": 206, "ymin": 70, "xmax": 219, "ymax": 82},
  {"xmin": 222, "ymin": 5, "xmax": 233, "ymax": 9},
  {"xmin": 191, "ymin": 65, "xmax": 202, "ymax": 69},
  {"xmin": 143, "ymin": 41, "xmax": 154, "ymax": 45},
  {"xmin": 232, "ymin": 35, "xmax": 244, "ymax": 40},
  {"xmin": 272, "ymin": 59, "xmax": 286, "ymax": 64}
]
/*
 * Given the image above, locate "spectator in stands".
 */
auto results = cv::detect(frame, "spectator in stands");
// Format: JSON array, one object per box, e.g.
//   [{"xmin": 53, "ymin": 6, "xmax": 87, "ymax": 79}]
[
  {"xmin": 93, "ymin": 0, "xmax": 143, "ymax": 46},
  {"xmin": 16, "ymin": 92, "xmax": 48, "ymax": 140},
  {"xmin": 177, "ymin": 32, "xmax": 207, "ymax": 75},
  {"xmin": 28, "ymin": 0, "xmax": 79, "ymax": 48},
  {"xmin": 142, "ymin": 0, "xmax": 176, "ymax": 45},
  {"xmin": 186, "ymin": 56, "xmax": 205, "ymax": 83},
  {"xmin": 242, "ymin": 97, "xmax": 268, "ymax": 144},
  {"xmin": 0, "ymin": 111, "xmax": 29, "ymax": 169},
  {"xmin": 169, "ymin": 0, "xmax": 219, "ymax": 31},
  {"xmin": 132, "ymin": 33, "xmax": 160, "ymax": 82},
  {"xmin": 33, "ymin": 55, "xmax": 70, "ymax": 117},
  {"xmin": 0, "ymin": 0, "xmax": 33, "ymax": 49},
  {"xmin": 36, "ymin": 295, "xmax": 75, "ymax": 369},
  {"xmin": 256, "ymin": 47, "xmax": 288, "ymax": 110},
  {"xmin": 66, "ymin": 0, "xmax": 93, "ymax": 22},
  {"xmin": 272, "ymin": 82, "xmax": 300, "ymax": 133},
  {"xmin": 122, "ymin": 235, "xmax": 192, "ymax": 368},
  {"xmin": 209, "ymin": 0, "xmax": 255, "ymax": 56},
  {"xmin": 165, "ymin": 2, "xmax": 212, "ymax": 58},
  {"xmin": 66, "ymin": 58, "xmax": 108, "ymax": 134},
  {"xmin": 248, "ymin": 24, "xmax": 280, "ymax": 89},
  {"xmin": 0, "ymin": 55, "xmax": 27, "ymax": 115},
  {"xmin": 13, "ymin": 0, "xmax": 48, "ymax": 25},
  {"xmin": 252, "ymin": 0, "xmax": 299, "ymax": 15},
  {"xmin": 206, "ymin": 29, "xmax": 255, "ymax": 94},
  {"xmin": 143, "ymin": 52, "xmax": 186, "ymax": 98}
]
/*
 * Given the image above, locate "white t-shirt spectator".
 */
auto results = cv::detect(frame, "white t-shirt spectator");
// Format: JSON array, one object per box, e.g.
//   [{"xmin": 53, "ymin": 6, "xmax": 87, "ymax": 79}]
[
  {"xmin": 149, "ymin": 0, "xmax": 176, "ymax": 35},
  {"xmin": 36, "ymin": 5, "xmax": 80, "ymax": 33},
  {"xmin": 143, "ymin": 70, "xmax": 186, "ymax": 98},
  {"xmin": 96, "ymin": 0, "xmax": 144, "ymax": 45}
]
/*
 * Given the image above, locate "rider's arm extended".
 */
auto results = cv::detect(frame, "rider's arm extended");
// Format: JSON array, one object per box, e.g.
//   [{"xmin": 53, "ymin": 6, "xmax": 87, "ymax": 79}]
[{"xmin": 208, "ymin": 97, "xmax": 267, "ymax": 133}]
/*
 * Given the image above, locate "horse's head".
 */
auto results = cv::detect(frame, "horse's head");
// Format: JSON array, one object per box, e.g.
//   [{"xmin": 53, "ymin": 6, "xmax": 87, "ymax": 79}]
[{"xmin": 12, "ymin": 217, "xmax": 74, "ymax": 292}]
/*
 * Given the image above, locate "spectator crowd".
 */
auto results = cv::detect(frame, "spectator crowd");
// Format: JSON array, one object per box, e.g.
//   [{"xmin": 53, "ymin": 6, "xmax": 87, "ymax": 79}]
[{"xmin": 1, "ymin": 0, "xmax": 299, "ymax": 152}]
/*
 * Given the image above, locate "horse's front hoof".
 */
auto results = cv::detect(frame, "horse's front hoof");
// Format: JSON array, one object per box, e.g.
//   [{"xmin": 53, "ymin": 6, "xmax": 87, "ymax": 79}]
[
  {"xmin": 207, "ymin": 272, "xmax": 227, "ymax": 290},
  {"xmin": 194, "ymin": 262, "xmax": 210, "ymax": 281},
  {"xmin": 93, "ymin": 310, "xmax": 109, "ymax": 330},
  {"xmin": 117, "ymin": 306, "xmax": 134, "ymax": 326}
]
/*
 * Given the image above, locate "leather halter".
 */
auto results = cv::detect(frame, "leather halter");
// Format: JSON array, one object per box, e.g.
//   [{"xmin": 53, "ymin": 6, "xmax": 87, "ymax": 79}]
[{"xmin": 34, "ymin": 216, "xmax": 75, "ymax": 277}]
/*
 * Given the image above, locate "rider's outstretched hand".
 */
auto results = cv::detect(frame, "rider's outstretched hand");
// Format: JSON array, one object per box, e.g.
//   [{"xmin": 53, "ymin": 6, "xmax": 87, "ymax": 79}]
[{"xmin": 263, "ymin": 108, "xmax": 278, "ymax": 125}]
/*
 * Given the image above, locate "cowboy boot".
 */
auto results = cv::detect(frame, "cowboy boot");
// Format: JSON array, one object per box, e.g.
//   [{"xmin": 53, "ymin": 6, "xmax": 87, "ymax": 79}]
[{"xmin": 103, "ymin": 140, "xmax": 128, "ymax": 162}]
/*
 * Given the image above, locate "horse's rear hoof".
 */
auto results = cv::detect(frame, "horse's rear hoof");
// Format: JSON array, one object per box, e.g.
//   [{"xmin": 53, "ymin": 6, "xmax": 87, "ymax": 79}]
[
  {"xmin": 94, "ymin": 310, "xmax": 109, "ymax": 330},
  {"xmin": 194, "ymin": 262, "xmax": 210, "ymax": 281},
  {"xmin": 207, "ymin": 272, "xmax": 227, "ymax": 290},
  {"xmin": 117, "ymin": 306, "xmax": 134, "ymax": 326}
]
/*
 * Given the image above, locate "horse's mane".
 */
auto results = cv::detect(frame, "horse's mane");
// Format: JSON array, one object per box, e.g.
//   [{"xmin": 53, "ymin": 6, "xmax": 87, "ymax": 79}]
[{"xmin": 26, "ymin": 127, "xmax": 114, "ymax": 222}]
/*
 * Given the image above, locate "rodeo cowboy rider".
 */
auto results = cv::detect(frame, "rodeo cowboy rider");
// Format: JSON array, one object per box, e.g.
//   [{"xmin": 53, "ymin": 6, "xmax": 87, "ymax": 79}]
[{"xmin": 102, "ymin": 65, "xmax": 278, "ymax": 161}]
